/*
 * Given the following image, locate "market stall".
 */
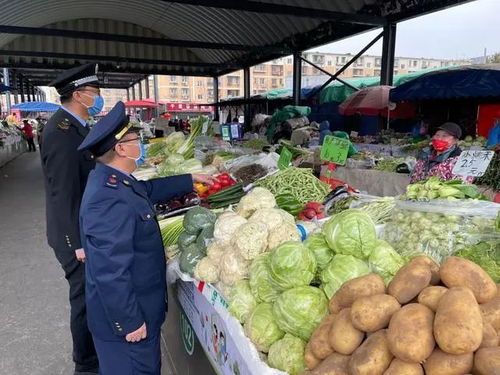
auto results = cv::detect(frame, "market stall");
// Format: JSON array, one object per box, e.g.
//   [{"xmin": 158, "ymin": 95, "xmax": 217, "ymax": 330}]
[
  {"xmin": 0, "ymin": 120, "xmax": 27, "ymax": 167},
  {"xmin": 137, "ymin": 117, "xmax": 499, "ymax": 375}
]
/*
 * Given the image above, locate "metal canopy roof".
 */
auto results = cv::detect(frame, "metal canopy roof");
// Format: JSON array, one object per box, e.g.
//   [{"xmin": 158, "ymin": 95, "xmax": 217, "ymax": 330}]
[{"xmin": 0, "ymin": 0, "xmax": 474, "ymax": 88}]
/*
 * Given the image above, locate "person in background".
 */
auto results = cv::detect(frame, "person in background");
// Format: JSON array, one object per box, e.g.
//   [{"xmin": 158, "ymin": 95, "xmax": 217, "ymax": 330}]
[
  {"xmin": 22, "ymin": 119, "xmax": 36, "ymax": 152},
  {"xmin": 36, "ymin": 118, "xmax": 45, "ymax": 150},
  {"xmin": 410, "ymin": 122, "xmax": 472, "ymax": 183},
  {"xmin": 79, "ymin": 102, "xmax": 214, "ymax": 374},
  {"xmin": 319, "ymin": 120, "xmax": 332, "ymax": 145},
  {"xmin": 40, "ymin": 63, "xmax": 103, "ymax": 375}
]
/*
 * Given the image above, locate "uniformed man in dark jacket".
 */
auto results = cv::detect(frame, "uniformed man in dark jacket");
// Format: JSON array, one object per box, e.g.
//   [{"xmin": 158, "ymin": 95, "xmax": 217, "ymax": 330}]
[
  {"xmin": 40, "ymin": 63, "xmax": 103, "ymax": 375},
  {"xmin": 78, "ymin": 101, "xmax": 214, "ymax": 374}
]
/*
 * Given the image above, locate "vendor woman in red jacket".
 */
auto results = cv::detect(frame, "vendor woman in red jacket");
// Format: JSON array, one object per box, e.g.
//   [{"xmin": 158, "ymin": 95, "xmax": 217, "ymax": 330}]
[{"xmin": 410, "ymin": 122, "xmax": 473, "ymax": 183}]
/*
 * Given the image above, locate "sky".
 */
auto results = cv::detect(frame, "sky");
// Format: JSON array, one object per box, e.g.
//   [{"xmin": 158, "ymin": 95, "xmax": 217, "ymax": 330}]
[{"xmin": 311, "ymin": 0, "xmax": 498, "ymax": 60}]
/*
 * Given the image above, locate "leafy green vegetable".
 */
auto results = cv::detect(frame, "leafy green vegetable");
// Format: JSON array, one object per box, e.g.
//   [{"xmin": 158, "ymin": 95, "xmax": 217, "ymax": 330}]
[
  {"xmin": 195, "ymin": 225, "xmax": 214, "ymax": 250},
  {"xmin": 273, "ymin": 286, "xmax": 328, "ymax": 341},
  {"xmin": 304, "ymin": 233, "xmax": 335, "ymax": 275},
  {"xmin": 228, "ymin": 280, "xmax": 258, "ymax": 324},
  {"xmin": 177, "ymin": 231, "xmax": 197, "ymax": 250},
  {"xmin": 322, "ymin": 209, "xmax": 377, "ymax": 259},
  {"xmin": 368, "ymin": 240, "xmax": 405, "ymax": 282},
  {"xmin": 244, "ymin": 303, "xmax": 284, "ymax": 353},
  {"xmin": 320, "ymin": 254, "xmax": 371, "ymax": 298},
  {"xmin": 455, "ymin": 240, "xmax": 500, "ymax": 282},
  {"xmin": 269, "ymin": 241, "xmax": 317, "ymax": 291},
  {"xmin": 179, "ymin": 243, "xmax": 205, "ymax": 275},
  {"xmin": 268, "ymin": 334, "xmax": 306, "ymax": 375},
  {"xmin": 249, "ymin": 254, "xmax": 280, "ymax": 303},
  {"xmin": 183, "ymin": 207, "xmax": 217, "ymax": 235}
]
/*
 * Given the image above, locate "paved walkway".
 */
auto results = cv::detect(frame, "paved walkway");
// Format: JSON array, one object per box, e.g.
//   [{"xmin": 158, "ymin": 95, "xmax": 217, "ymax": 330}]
[{"xmin": 0, "ymin": 152, "xmax": 174, "ymax": 375}]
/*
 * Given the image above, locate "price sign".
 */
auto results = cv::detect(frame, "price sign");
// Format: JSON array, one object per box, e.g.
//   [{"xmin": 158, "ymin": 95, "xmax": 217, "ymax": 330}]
[
  {"xmin": 221, "ymin": 125, "xmax": 230, "ymax": 141},
  {"xmin": 452, "ymin": 150, "xmax": 494, "ymax": 177},
  {"xmin": 320, "ymin": 135, "xmax": 350, "ymax": 165},
  {"xmin": 278, "ymin": 147, "xmax": 293, "ymax": 169}
]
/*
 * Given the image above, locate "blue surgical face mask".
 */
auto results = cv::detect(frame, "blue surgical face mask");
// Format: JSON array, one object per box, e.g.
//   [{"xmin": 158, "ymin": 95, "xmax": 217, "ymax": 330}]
[
  {"xmin": 125, "ymin": 141, "xmax": 146, "ymax": 168},
  {"xmin": 81, "ymin": 93, "xmax": 104, "ymax": 116}
]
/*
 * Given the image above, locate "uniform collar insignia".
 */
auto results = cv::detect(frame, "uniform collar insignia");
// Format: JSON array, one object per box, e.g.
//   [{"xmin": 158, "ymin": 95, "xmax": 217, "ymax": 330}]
[{"xmin": 57, "ymin": 118, "xmax": 70, "ymax": 130}]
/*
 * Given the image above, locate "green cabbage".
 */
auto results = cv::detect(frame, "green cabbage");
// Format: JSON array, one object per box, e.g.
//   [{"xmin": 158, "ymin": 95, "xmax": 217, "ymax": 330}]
[
  {"xmin": 164, "ymin": 153, "xmax": 185, "ymax": 165},
  {"xmin": 273, "ymin": 286, "xmax": 328, "ymax": 341},
  {"xmin": 269, "ymin": 241, "xmax": 317, "ymax": 291},
  {"xmin": 322, "ymin": 209, "xmax": 377, "ymax": 259},
  {"xmin": 228, "ymin": 280, "xmax": 258, "ymax": 324},
  {"xmin": 304, "ymin": 233, "xmax": 335, "ymax": 273},
  {"xmin": 268, "ymin": 334, "xmax": 306, "ymax": 375},
  {"xmin": 320, "ymin": 254, "xmax": 371, "ymax": 298},
  {"xmin": 249, "ymin": 254, "xmax": 280, "ymax": 303},
  {"xmin": 369, "ymin": 240, "xmax": 405, "ymax": 280},
  {"xmin": 164, "ymin": 131, "xmax": 185, "ymax": 153},
  {"xmin": 244, "ymin": 303, "xmax": 284, "ymax": 353}
]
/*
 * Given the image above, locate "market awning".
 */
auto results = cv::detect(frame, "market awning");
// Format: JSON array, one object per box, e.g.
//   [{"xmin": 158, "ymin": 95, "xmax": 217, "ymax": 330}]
[
  {"xmin": 11, "ymin": 101, "xmax": 60, "ymax": 112},
  {"xmin": 389, "ymin": 64, "xmax": 500, "ymax": 102},
  {"xmin": 124, "ymin": 99, "xmax": 159, "ymax": 108},
  {"xmin": 0, "ymin": 0, "xmax": 472, "ymax": 79}
]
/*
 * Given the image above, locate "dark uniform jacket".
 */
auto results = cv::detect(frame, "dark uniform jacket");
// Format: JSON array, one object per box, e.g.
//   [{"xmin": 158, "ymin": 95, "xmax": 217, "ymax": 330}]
[
  {"xmin": 41, "ymin": 108, "xmax": 95, "ymax": 264},
  {"xmin": 79, "ymin": 163, "xmax": 193, "ymax": 341}
]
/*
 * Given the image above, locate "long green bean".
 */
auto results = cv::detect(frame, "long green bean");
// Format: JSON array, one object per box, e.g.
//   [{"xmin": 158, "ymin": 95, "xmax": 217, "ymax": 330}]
[{"xmin": 254, "ymin": 167, "xmax": 330, "ymax": 204}]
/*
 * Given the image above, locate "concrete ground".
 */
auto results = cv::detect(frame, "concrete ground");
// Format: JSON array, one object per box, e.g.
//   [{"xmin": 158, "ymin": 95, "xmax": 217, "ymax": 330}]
[{"xmin": 0, "ymin": 152, "xmax": 176, "ymax": 375}]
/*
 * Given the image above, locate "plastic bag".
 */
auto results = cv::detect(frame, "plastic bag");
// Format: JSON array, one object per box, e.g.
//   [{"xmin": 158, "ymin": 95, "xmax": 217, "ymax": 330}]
[{"xmin": 382, "ymin": 199, "xmax": 499, "ymax": 264}]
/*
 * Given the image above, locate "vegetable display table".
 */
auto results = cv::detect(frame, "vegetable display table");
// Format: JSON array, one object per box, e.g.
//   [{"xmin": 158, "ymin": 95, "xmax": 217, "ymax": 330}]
[
  {"xmin": 0, "ymin": 135, "xmax": 27, "ymax": 167},
  {"xmin": 163, "ymin": 265, "xmax": 286, "ymax": 375},
  {"xmin": 332, "ymin": 167, "xmax": 410, "ymax": 196}
]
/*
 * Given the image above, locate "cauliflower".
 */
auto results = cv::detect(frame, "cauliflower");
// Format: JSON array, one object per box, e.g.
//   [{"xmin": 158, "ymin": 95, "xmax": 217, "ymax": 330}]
[
  {"xmin": 206, "ymin": 240, "xmax": 226, "ymax": 263},
  {"xmin": 231, "ymin": 221, "xmax": 269, "ymax": 261},
  {"xmin": 220, "ymin": 249, "xmax": 250, "ymax": 286},
  {"xmin": 267, "ymin": 222, "xmax": 301, "ymax": 250},
  {"xmin": 236, "ymin": 187, "xmax": 276, "ymax": 218},
  {"xmin": 194, "ymin": 257, "xmax": 220, "ymax": 283},
  {"xmin": 214, "ymin": 212, "xmax": 247, "ymax": 245},
  {"xmin": 248, "ymin": 208, "xmax": 295, "ymax": 232}
]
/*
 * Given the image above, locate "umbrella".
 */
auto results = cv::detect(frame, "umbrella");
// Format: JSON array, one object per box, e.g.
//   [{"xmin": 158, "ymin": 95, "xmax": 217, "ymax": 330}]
[
  {"xmin": 124, "ymin": 99, "xmax": 159, "ymax": 108},
  {"xmin": 338, "ymin": 85, "xmax": 393, "ymax": 116},
  {"xmin": 12, "ymin": 101, "xmax": 60, "ymax": 112}
]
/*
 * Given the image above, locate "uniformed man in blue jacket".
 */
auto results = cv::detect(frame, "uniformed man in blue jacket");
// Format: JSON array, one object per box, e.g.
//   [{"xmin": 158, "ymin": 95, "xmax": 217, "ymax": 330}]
[{"xmin": 78, "ymin": 101, "xmax": 213, "ymax": 374}]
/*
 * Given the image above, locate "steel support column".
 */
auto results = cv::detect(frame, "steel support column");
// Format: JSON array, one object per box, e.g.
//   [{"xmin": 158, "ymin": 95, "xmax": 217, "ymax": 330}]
[
  {"xmin": 243, "ymin": 67, "xmax": 251, "ymax": 127},
  {"xmin": 293, "ymin": 51, "xmax": 302, "ymax": 106},
  {"xmin": 10, "ymin": 71, "xmax": 18, "ymax": 104},
  {"xmin": 144, "ymin": 76, "xmax": 150, "ymax": 99},
  {"xmin": 126, "ymin": 88, "xmax": 130, "ymax": 101},
  {"xmin": 213, "ymin": 76, "xmax": 219, "ymax": 121},
  {"xmin": 2, "ymin": 68, "xmax": 11, "ymax": 113},
  {"xmin": 138, "ymin": 80, "xmax": 143, "ymax": 100},
  {"xmin": 18, "ymin": 75, "xmax": 25, "ymax": 102},
  {"xmin": 153, "ymin": 75, "xmax": 159, "ymax": 117},
  {"xmin": 131, "ymin": 84, "xmax": 136, "ymax": 100},
  {"xmin": 380, "ymin": 23, "xmax": 397, "ymax": 86}
]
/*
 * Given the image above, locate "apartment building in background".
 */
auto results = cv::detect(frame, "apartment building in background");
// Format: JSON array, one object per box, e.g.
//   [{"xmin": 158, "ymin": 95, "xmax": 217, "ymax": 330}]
[{"xmin": 46, "ymin": 52, "xmax": 472, "ymax": 111}]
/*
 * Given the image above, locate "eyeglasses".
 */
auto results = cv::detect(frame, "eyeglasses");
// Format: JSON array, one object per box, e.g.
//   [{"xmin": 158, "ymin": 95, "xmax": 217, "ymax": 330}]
[{"xmin": 76, "ymin": 88, "xmax": 101, "ymax": 96}]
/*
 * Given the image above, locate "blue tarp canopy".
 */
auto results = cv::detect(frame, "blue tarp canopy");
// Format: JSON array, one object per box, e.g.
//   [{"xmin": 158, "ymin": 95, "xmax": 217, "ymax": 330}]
[
  {"xmin": 12, "ymin": 101, "xmax": 60, "ymax": 112},
  {"xmin": 0, "ymin": 84, "xmax": 15, "ymax": 92},
  {"xmin": 390, "ymin": 64, "xmax": 500, "ymax": 102}
]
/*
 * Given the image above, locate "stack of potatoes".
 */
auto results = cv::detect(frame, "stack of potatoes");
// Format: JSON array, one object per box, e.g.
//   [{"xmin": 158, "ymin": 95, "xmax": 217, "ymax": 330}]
[{"xmin": 302, "ymin": 256, "xmax": 500, "ymax": 375}]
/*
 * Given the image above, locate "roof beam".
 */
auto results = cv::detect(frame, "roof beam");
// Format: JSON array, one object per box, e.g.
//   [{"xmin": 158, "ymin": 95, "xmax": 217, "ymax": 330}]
[
  {"xmin": 0, "ymin": 61, "xmax": 214, "ymax": 77},
  {"xmin": 0, "ymin": 25, "xmax": 283, "ymax": 51},
  {"xmin": 164, "ymin": 0, "xmax": 385, "ymax": 26},
  {"xmin": 0, "ymin": 49, "xmax": 228, "ymax": 69}
]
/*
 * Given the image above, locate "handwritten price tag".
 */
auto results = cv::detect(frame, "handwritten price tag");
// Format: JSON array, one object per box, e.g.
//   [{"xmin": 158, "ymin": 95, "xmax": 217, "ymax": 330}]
[
  {"xmin": 452, "ymin": 150, "xmax": 494, "ymax": 177},
  {"xmin": 320, "ymin": 135, "xmax": 350, "ymax": 165}
]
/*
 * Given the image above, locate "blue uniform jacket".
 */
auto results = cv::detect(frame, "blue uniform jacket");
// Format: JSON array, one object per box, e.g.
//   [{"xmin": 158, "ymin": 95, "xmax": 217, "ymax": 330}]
[{"xmin": 80, "ymin": 163, "xmax": 193, "ymax": 341}]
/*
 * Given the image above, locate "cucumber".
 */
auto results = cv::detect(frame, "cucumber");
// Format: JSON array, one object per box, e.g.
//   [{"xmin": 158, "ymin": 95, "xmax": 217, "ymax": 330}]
[
  {"xmin": 210, "ymin": 197, "xmax": 242, "ymax": 209},
  {"xmin": 207, "ymin": 191, "xmax": 245, "ymax": 202}
]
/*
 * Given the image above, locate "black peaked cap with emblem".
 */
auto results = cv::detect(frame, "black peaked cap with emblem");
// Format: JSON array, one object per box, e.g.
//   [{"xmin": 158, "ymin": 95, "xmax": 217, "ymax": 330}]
[
  {"xmin": 49, "ymin": 63, "xmax": 100, "ymax": 96},
  {"xmin": 78, "ymin": 101, "xmax": 138, "ymax": 157}
]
